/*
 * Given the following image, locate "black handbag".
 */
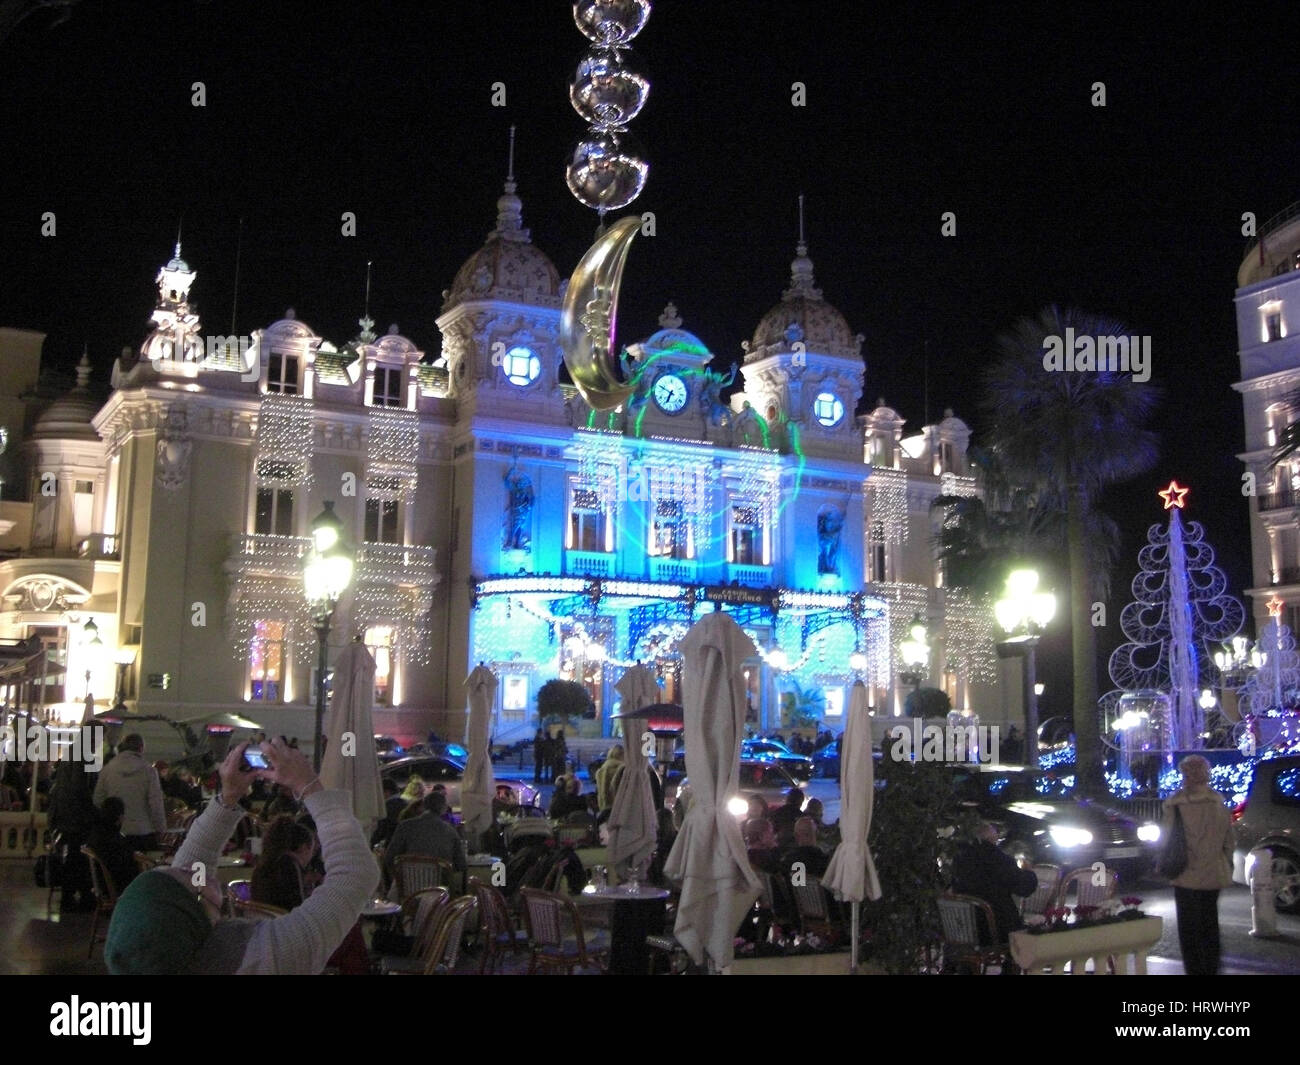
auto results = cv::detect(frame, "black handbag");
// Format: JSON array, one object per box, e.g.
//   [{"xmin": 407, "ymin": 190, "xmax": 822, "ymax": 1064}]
[{"xmin": 1157, "ymin": 805, "xmax": 1188, "ymax": 879}]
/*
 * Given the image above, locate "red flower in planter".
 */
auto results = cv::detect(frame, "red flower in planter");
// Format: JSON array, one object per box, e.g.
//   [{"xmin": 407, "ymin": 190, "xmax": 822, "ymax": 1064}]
[{"xmin": 1120, "ymin": 896, "xmax": 1143, "ymax": 907}]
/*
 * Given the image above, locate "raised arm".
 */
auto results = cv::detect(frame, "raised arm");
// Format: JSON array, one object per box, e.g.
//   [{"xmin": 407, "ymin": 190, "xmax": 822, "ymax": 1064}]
[
  {"xmin": 236, "ymin": 738, "xmax": 378, "ymax": 975},
  {"xmin": 172, "ymin": 743, "xmax": 258, "ymax": 887}
]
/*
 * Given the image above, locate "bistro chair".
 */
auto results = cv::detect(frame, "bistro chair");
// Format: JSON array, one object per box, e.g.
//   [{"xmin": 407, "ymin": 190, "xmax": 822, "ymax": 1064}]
[
  {"xmin": 935, "ymin": 892, "xmax": 1009, "ymax": 975},
  {"xmin": 80, "ymin": 846, "xmax": 119, "ymax": 958},
  {"xmin": 1020, "ymin": 864, "xmax": 1061, "ymax": 917},
  {"xmin": 412, "ymin": 895, "xmax": 478, "ymax": 975},
  {"xmin": 392, "ymin": 855, "xmax": 455, "ymax": 902},
  {"xmin": 791, "ymin": 876, "xmax": 840, "ymax": 941},
  {"xmin": 518, "ymin": 887, "xmax": 609, "ymax": 975},
  {"xmin": 1055, "ymin": 867, "xmax": 1120, "ymax": 973},
  {"xmin": 470, "ymin": 877, "xmax": 527, "ymax": 974},
  {"xmin": 1056, "ymin": 866, "xmax": 1119, "ymax": 910},
  {"xmin": 379, "ymin": 886, "xmax": 450, "ymax": 974}
]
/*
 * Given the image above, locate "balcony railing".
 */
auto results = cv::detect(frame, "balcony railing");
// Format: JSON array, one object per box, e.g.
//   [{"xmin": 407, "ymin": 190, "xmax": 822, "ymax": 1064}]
[
  {"xmin": 727, "ymin": 563, "xmax": 772, "ymax": 587},
  {"xmin": 649, "ymin": 557, "xmax": 696, "ymax": 584},
  {"xmin": 565, "ymin": 550, "xmax": 614, "ymax": 577},
  {"xmin": 230, "ymin": 533, "xmax": 311, "ymax": 577},
  {"xmin": 1259, "ymin": 487, "xmax": 1298, "ymax": 512},
  {"xmin": 355, "ymin": 542, "xmax": 438, "ymax": 586},
  {"xmin": 77, "ymin": 533, "xmax": 120, "ymax": 560}
]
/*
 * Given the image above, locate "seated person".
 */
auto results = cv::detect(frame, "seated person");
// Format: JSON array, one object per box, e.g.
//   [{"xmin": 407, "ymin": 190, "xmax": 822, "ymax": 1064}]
[
  {"xmin": 86, "ymin": 796, "xmax": 141, "ymax": 894},
  {"xmin": 383, "ymin": 791, "xmax": 467, "ymax": 890},
  {"xmin": 778, "ymin": 816, "xmax": 829, "ymax": 880},
  {"xmin": 950, "ymin": 821, "xmax": 1038, "ymax": 944},
  {"xmin": 769, "ymin": 788, "xmax": 806, "ymax": 846},
  {"xmin": 251, "ymin": 816, "xmax": 315, "ymax": 911},
  {"xmin": 103, "ymin": 739, "xmax": 377, "ymax": 975},
  {"xmin": 743, "ymin": 817, "xmax": 781, "ymax": 875},
  {"xmin": 547, "ymin": 776, "xmax": 586, "ymax": 820},
  {"xmin": 492, "ymin": 784, "xmax": 520, "ymax": 822},
  {"xmin": 252, "ymin": 813, "xmax": 367, "ymax": 972},
  {"xmin": 370, "ymin": 777, "xmax": 407, "ymax": 847}
]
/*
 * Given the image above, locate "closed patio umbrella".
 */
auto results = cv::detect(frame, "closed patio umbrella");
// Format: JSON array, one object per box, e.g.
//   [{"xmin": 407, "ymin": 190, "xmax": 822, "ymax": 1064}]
[
  {"xmin": 663, "ymin": 610, "xmax": 760, "ymax": 970},
  {"xmin": 320, "ymin": 640, "xmax": 385, "ymax": 827},
  {"xmin": 460, "ymin": 664, "xmax": 498, "ymax": 850},
  {"xmin": 822, "ymin": 679, "xmax": 882, "ymax": 972},
  {"xmin": 607, "ymin": 664, "xmax": 659, "ymax": 880}
]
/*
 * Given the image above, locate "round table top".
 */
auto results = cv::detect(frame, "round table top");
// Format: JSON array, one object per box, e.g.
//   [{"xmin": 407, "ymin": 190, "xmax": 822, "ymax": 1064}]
[
  {"xmin": 361, "ymin": 900, "xmax": 402, "ymax": 918},
  {"xmin": 218, "ymin": 856, "xmax": 247, "ymax": 868}
]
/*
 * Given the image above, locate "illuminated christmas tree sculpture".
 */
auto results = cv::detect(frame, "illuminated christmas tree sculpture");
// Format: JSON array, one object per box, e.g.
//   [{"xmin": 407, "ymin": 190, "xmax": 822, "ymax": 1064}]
[{"xmin": 1100, "ymin": 481, "xmax": 1245, "ymax": 752}]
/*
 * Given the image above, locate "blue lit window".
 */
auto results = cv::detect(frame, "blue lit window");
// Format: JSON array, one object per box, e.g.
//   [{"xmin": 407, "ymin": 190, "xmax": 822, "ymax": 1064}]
[
  {"xmin": 503, "ymin": 346, "xmax": 540, "ymax": 386},
  {"xmin": 813, "ymin": 391, "xmax": 843, "ymax": 427}
]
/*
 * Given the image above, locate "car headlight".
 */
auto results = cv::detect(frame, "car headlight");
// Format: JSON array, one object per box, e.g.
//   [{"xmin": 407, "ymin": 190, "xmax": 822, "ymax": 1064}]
[
  {"xmin": 1049, "ymin": 826, "xmax": 1094, "ymax": 848},
  {"xmin": 726, "ymin": 795, "xmax": 750, "ymax": 818},
  {"xmin": 1137, "ymin": 823, "xmax": 1161, "ymax": 843}
]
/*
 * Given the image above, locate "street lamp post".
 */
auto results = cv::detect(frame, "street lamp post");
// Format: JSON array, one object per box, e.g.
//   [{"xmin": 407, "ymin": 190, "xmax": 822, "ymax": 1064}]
[
  {"xmin": 82, "ymin": 617, "xmax": 103, "ymax": 700},
  {"xmin": 994, "ymin": 569, "xmax": 1056, "ymax": 767},
  {"xmin": 303, "ymin": 501, "xmax": 354, "ymax": 773},
  {"xmin": 898, "ymin": 613, "xmax": 930, "ymax": 693}
]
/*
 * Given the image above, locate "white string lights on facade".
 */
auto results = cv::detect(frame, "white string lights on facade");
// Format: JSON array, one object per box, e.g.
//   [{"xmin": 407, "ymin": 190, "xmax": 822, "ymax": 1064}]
[
  {"xmin": 367, "ymin": 408, "xmax": 420, "ymax": 502},
  {"xmin": 351, "ymin": 544, "xmax": 439, "ymax": 667},
  {"xmin": 867, "ymin": 467, "xmax": 908, "ymax": 544},
  {"xmin": 944, "ymin": 587, "xmax": 997, "ymax": 682},
  {"xmin": 255, "ymin": 393, "xmax": 315, "ymax": 488},
  {"xmin": 574, "ymin": 430, "xmax": 621, "ymax": 500},
  {"xmin": 939, "ymin": 472, "xmax": 979, "ymax": 499}
]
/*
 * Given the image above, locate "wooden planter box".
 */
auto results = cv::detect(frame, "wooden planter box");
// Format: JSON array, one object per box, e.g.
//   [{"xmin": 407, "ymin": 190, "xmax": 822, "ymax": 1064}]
[{"xmin": 1009, "ymin": 916, "xmax": 1162, "ymax": 975}]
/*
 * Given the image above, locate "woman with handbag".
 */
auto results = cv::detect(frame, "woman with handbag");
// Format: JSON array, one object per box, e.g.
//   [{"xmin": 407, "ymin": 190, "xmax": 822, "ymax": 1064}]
[{"xmin": 1160, "ymin": 754, "xmax": 1235, "ymax": 975}]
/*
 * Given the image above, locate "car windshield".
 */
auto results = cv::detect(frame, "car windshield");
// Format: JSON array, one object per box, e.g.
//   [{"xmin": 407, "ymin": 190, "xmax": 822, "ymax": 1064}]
[
  {"xmin": 966, "ymin": 770, "xmax": 1069, "ymax": 801},
  {"xmin": 738, "ymin": 763, "xmax": 790, "ymax": 788}
]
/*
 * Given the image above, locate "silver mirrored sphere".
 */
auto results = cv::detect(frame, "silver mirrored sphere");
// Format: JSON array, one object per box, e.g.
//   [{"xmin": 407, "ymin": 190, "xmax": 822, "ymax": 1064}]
[
  {"xmin": 570, "ymin": 48, "xmax": 649, "ymax": 129},
  {"xmin": 566, "ymin": 133, "xmax": 649, "ymax": 211},
  {"xmin": 572, "ymin": 0, "xmax": 651, "ymax": 46}
]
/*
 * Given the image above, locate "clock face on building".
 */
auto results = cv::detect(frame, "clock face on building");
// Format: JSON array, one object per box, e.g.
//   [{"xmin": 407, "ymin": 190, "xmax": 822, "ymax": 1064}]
[{"xmin": 653, "ymin": 373, "xmax": 688, "ymax": 413}]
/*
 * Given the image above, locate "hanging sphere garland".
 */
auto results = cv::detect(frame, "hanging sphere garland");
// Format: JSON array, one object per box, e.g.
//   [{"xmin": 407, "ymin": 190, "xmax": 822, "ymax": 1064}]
[
  {"xmin": 573, "ymin": 0, "xmax": 650, "ymax": 47},
  {"xmin": 567, "ymin": 1, "xmax": 651, "ymax": 214}
]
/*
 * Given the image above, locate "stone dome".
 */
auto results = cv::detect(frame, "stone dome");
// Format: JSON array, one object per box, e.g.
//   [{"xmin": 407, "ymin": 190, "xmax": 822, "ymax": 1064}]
[
  {"xmin": 747, "ymin": 243, "xmax": 862, "ymax": 363},
  {"xmin": 442, "ymin": 181, "xmax": 562, "ymax": 312},
  {"xmin": 33, "ymin": 354, "xmax": 100, "ymax": 441}
]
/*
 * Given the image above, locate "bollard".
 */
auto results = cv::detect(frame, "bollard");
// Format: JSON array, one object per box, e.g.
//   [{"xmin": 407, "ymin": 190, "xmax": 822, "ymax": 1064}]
[{"xmin": 1248, "ymin": 845, "xmax": 1278, "ymax": 938}]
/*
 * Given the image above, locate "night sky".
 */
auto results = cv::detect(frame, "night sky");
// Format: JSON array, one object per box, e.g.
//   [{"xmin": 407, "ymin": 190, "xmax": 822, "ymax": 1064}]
[{"xmin": 3, "ymin": 1, "xmax": 1298, "ymax": 708}]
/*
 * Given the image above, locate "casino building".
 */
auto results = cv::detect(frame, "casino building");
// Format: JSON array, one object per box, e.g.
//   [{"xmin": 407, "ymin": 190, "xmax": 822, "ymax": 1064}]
[{"xmin": 0, "ymin": 173, "xmax": 1003, "ymax": 752}]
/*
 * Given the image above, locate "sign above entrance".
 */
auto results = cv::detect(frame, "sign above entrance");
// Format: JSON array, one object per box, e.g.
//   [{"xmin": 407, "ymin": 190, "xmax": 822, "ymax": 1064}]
[{"xmin": 702, "ymin": 584, "xmax": 777, "ymax": 609}]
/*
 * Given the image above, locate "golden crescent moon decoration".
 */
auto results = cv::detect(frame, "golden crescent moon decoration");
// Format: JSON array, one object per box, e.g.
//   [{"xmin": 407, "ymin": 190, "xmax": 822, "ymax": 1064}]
[{"xmin": 560, "ymin": 215, "xmax": 641, "ymax": 411}]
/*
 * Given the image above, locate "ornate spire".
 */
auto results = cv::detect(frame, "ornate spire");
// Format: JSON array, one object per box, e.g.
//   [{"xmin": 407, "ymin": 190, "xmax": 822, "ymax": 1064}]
[
  {"xmin": 358, "ymin": 260, "xmax": 376, "ymax": 342},
  {"xmin": 784, "ymin": 195, "xmax": 820, "ymax": 299},
  {"xmin": 494, "ymin": 125, "xmax": 529, "ymax": 242},
  {"xmin": 75, "ymin": 346, "xmax": 91, "ymax": 390}
]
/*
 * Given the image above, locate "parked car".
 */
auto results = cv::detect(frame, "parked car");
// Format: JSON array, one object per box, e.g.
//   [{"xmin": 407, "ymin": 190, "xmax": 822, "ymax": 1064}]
[
  {"xmin": 1231, "ymin": 755, "xmax": 1300, "ymax": 913},
  {"xmin": 740, "ymin": 739, "xmax": 813, "ymax": 783},
  {"xmin": 379, "ymin": 755, "xmax": 539, "ymax": 811},
  {"xmin": 673, "ymin": 759, "xmax": 802, "ymax": 818},
  {"xmin": 945, "ymin": 765, "xmax": 1161, "ymax": 884},
  {"xmin": 374, "ymin": 735, "xmax": 406, "ymax": 764},
  {"xmin": 811, "ymin": 736, "xmax": 841, "ymax": 779}
]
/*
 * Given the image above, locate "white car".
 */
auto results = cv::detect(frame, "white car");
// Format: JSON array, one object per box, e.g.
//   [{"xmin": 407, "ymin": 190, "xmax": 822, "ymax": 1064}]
[{"xmin": 674, "ymin": 760, "xmax": 802, "ymax": 819}]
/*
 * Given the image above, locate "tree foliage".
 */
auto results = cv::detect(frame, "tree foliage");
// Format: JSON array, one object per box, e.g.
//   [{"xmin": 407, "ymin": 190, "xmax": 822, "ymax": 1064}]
[{"xmin": 536, "ymin": 678, "xmax": 594, "ymax": 725}]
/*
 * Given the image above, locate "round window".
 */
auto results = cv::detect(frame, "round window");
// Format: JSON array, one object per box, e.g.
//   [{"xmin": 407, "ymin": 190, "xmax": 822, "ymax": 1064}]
[
  {"xmin": 813, "ymin": 391, "xmax": 844, "ymax": 427},
  {"xmin": 502, "ymin": 345, "xmax": 540, "ymax": 386}
]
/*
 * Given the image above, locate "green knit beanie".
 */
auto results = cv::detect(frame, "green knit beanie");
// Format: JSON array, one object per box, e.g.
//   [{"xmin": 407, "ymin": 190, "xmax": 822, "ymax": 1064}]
[{"xmin": 105, "ymin": 869, "xmax": 212, "ymax": 975}]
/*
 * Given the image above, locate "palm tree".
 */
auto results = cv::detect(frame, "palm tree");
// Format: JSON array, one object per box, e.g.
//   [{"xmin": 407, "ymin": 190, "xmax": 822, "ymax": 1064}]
[
  {"xmin": 1267, "ymin": 389, "xmax": 1300, "ymax": 471},
  {"xmin": 977, "ymin": 306, "xmax": 1161, "ymax": 794}
]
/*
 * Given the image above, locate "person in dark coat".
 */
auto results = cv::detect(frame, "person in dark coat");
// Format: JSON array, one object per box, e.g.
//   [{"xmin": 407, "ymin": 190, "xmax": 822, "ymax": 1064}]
[
  {"xmin": 551, "ymin": 729, "xmax": 567, "ymax": 781},
  {"xmin": 369, "ymin": 777, "xmax": 407, "ymax": 847},
  {"xmin": 778, "ymin": 817, "xmax": 829, "ymax": 880},
  {"xmin": 86, "ymin": 797, "xmax": 141, "ymax": 895},
  {"xmin": 769, "ymin": 788, "xmax": 806, "ymax": 846},
  {"xmin": 951, "ymin": 821, "xmax": 1038, "ymax": 944},
  {"xmin": 533, "ymin": 728, "xmax": 548, "ymax": 784},
  {"xmin": 48, "ymin": 754, "xmax": 97, "ymax": 911}
]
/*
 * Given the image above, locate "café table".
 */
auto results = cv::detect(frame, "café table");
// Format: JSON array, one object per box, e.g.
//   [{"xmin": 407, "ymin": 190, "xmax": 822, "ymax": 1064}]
[
  {"xmin": 465, "ymin": 853, "xmax": 500, "ymax": 893},
  {"xmin": 576, "ymin": 883, "xmax": 669, "ymax": 976}
]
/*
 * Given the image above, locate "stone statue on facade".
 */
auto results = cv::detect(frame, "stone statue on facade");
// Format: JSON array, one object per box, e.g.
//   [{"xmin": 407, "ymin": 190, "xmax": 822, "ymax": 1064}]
[{"xmin": 503, "ymin": 461, "xmax": 534, "ymax": 551}]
